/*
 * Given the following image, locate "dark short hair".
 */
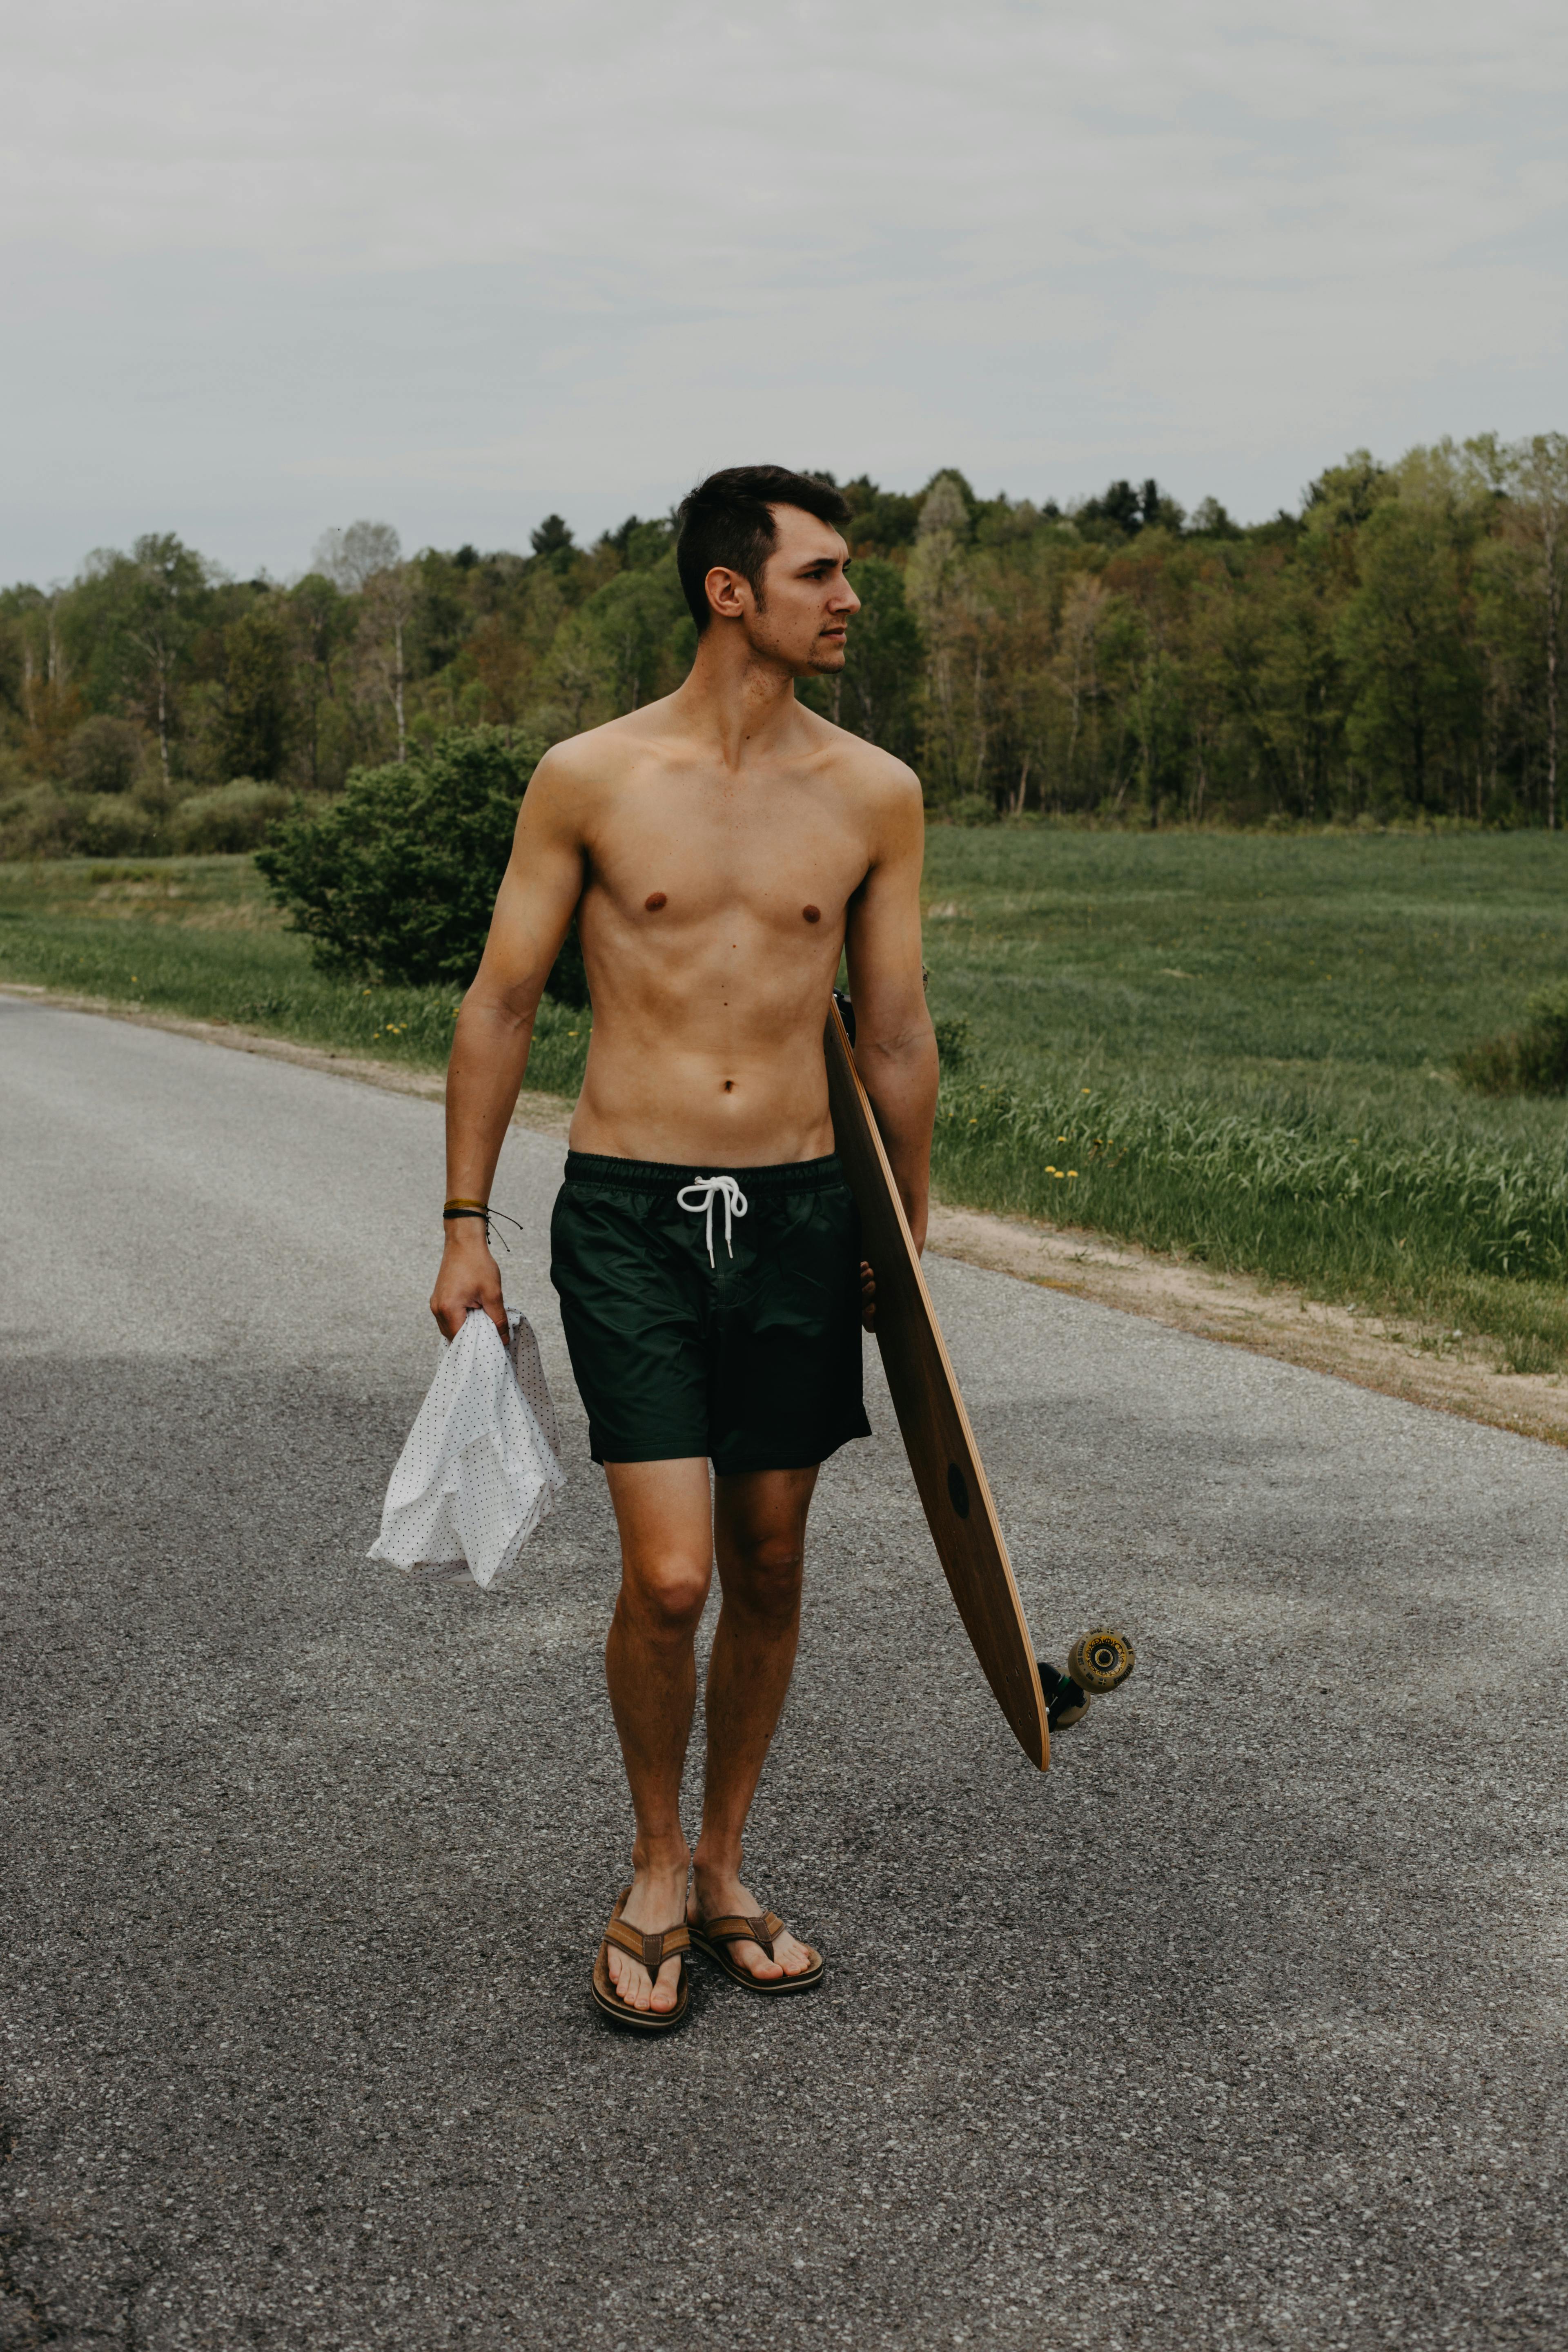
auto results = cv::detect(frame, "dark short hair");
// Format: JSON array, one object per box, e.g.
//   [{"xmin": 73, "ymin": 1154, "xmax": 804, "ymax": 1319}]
[{"xmin": 675, "ymin": 466, "xmax": 850, "ymax": 633}]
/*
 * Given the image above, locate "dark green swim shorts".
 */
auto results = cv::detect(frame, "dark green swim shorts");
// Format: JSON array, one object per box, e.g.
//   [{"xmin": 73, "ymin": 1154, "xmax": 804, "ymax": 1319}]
[{"xmin": 549, "ymin": 1151, "xmax": 872, "ymax": 1474}]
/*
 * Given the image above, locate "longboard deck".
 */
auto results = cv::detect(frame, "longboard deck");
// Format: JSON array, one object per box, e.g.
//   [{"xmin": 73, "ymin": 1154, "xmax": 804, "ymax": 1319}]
[{"xmin": 824, "ymin": 1000, "xmax": 1051, "ymax": 1771}]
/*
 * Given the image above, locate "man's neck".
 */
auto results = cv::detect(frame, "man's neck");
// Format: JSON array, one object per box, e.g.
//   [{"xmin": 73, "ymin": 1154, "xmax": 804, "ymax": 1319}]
[{"xmin": 670, "ymin": 629, "xmax": 806, "ymax": 771}]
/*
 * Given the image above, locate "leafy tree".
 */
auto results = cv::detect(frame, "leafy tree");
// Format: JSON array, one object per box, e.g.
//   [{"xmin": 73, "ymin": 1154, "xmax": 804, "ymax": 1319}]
[
  {"xmin": 1337, "ymin": 497, "xmax": 1475, "ymax": 808},
  {"xmin": 1189, "ymin": 496, "xmax": 1243, "ymax": 541},
  {"xmin": 835, "ymin": 557, "xmax": 923, "ymax": 755},
  {"xmin": 312, "ymin": 520, "xmax": 402, "ymax": 592},
  {"xmin": 1500, "ymin": 434, "xmax": 1568, "ymax": 829},
  {"xmin": 578, "ymin": 561, "xmax": 688, "ymax": 713},
  {"xmin": 70, "ymin": 534, "xmax": 210, "ymax": 786},
  {"xmin": 840, "ymin": 477, "xmax": 921, "ymax": 555},
  {"xmin": 220, "ymin": 601, "xmax": 295, "ymax": 780},
  {"xmin": 359, "ymin": 565, "xmax": 418, "ymax": 762},
  {"xmin": 1078, "ymin": 480, "xmax": 1143, "ymax": 538},
  {"xmin": 906, "ymin": 476, "xmax": 973, "ymax": 795},
  {"xmin": 599, "ymin": 515, "xmax": 675, "ymax": 570},
  {"xmin": 530, "ymin": 514, "xmax": 577, "ymax": 572},
  {"xmin": 1305, "ymin": 453, "xmax": 1394, "ymax": 543},
  {"xmin": 287, "ymin": 573, "xmax": 355, "ymax": 790}
]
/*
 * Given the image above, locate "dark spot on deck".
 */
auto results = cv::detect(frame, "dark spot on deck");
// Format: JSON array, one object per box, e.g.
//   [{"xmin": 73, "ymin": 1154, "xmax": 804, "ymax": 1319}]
[
  {"xmin": 645, "ymin": 891, "xmax": 667, "ymax": 911},
  {"xmin": 803, "ymin": 905, "xmax": 821, "ymax": 923}
]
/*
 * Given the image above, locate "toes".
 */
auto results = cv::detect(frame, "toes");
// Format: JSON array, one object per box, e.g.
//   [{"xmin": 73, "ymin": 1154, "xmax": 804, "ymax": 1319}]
[
  {"xmin": 650, "ymin": 1960, "xmax": 680, "ymax": 2013},
  {"xmin": 608, "ymin": 1950, "xmax": 653, "ymax": 2009}
]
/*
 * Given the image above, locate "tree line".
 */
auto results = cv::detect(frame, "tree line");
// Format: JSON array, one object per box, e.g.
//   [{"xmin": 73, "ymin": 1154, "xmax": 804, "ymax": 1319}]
[{"xmin": 2, "ymin": 433, "xmax": 1564, "ymax": 858}]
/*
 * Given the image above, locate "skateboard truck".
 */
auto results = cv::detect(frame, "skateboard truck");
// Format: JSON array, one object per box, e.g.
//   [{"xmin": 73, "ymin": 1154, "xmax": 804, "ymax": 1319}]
[{"xmin": 1037, "ymin": 1629, "xmax": 1136, "ymax": 1733}]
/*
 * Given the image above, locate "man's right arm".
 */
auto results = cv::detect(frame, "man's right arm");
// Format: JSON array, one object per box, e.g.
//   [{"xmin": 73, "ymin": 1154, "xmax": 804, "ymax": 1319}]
[{"xmin": 429, "ymin": 750, "xmax": 588, "ymax": 1338}]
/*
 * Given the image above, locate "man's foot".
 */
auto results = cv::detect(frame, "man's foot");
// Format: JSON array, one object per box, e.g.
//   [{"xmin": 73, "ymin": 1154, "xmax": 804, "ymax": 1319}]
[
  {"xmin": 688, "ymin": 1869, "xmax": 824, "ymax": 1991},
  {"xmin": 604, "ymin": 1862, "xmax": 690, "ymax": 2016}
]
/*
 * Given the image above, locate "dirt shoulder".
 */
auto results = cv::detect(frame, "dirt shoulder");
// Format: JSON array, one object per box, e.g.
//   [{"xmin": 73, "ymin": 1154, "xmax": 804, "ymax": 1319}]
[
  {"xmin": 925, "ymin": 1203, "xmax": 1568, "ymax": 1449},
  {"xmin": 8, "ymin": 981, "xmax": 1563, "ymax": 1448}
]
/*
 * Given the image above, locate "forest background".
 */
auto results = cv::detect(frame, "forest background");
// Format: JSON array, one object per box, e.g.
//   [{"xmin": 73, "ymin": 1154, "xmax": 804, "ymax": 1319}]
[{"xmin": 3, "ymin": 430, "xmax": 1566, "ymax": 859}]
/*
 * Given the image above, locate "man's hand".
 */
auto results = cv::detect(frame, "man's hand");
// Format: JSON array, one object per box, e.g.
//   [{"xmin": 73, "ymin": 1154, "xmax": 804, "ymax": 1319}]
[
  {"xmin": 860, "ymin": 1259, "xmax": 876, "ymax": 1331},
  {"xmin": 430, "ymin": 1226, "xmax": 509, "ymax": 1341}
]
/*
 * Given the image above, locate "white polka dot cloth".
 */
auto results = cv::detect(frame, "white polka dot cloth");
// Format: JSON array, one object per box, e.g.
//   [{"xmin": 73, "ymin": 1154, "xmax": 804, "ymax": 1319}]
[{"xmin": 368, "ymin": 1306, "xmax": 566, "ymax": 1590}]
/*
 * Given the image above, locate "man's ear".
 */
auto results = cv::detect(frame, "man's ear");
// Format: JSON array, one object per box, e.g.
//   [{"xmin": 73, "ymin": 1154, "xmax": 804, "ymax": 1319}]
[{"xmin": 704, "ymin": 566, "xmax": 748, "ymax": 621}]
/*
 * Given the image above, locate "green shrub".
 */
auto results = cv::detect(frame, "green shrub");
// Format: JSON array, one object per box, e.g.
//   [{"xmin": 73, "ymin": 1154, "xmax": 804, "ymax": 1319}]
[
  {"xmin": 170, "ymin": 779, "xmax": 292, "ymax": 854},
  {"xmin": 1457, "ymin": 982, "xmax": 1568, "ymax": 1096},
  {"xmin": 256, "ymin": 726, "xmax": 587, "ymax": 1003},
  {"xmin": 64, "ymin": 715, "xmax": 147, "ymax": 795},
  {"xmin": 0, "ymin": 786, "xmax": 163, "ymax": 860}
]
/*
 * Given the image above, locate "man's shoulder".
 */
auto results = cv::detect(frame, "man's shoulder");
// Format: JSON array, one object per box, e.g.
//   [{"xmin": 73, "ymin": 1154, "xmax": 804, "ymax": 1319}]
[
  {"xmin": 530, "ymin": 706, "xmax": 664, "ymax": 790},
  {"xmin": 803, "ymin": 709, "xmax": 921, "ymax": 808}
]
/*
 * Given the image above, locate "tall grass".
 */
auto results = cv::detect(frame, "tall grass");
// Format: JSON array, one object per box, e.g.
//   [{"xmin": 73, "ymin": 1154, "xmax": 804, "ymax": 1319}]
[{"xmin": 932, "ymin": 1068, "xmax": 1568, "ymax": 1372}]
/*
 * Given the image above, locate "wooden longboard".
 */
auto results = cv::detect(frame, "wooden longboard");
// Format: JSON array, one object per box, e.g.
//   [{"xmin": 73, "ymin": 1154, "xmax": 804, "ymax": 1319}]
[{"xmin": 824, "ymin": 998, "xmax": 1051, "ymax": 1771}]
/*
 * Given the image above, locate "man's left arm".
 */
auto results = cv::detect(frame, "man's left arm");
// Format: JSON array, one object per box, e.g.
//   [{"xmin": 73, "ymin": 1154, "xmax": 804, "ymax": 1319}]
[{"xmin": 842, "ymin": 764, "xmax": 939, "ymax": 1252}]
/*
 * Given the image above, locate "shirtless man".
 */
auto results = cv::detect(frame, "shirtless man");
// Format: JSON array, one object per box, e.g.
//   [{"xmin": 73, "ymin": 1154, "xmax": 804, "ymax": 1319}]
[{"xmin": 430, "ymin": 466, "xmax": 938, "ymax": 2030}]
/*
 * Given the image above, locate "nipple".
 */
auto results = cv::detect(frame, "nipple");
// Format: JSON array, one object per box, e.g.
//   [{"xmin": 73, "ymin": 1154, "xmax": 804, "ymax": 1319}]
[
  {"xmin": 645, "ymin": 891, "xmax": 667, "ymax": 911},
  {"xmin": 802, "ymin": 905, "xmax": 821, "ymax": 923}
]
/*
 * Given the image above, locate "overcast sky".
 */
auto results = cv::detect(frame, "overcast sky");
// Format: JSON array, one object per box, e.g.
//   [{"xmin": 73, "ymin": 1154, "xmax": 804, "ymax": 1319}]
[{"xmin": 5, "ymin": 0, "xmax": 1565, "ymax": 583}]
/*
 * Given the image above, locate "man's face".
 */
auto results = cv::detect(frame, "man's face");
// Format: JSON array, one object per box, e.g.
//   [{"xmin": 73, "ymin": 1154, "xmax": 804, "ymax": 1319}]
[{"xmin": 723, "ymin": 503, "xmax": 859, "ymax": 676}]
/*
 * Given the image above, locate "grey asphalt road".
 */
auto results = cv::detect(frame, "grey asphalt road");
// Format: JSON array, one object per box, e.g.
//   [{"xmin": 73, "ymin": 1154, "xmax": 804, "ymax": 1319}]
[{"xmin": 3, "ymin": 997, "xmax": 1567, "ymax": 2352}]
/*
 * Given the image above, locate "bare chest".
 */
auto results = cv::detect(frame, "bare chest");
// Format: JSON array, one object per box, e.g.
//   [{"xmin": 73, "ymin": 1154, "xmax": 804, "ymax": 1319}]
[{"xmin": 586, "ymin": 775, "xmax": 869, "ymax": 934}]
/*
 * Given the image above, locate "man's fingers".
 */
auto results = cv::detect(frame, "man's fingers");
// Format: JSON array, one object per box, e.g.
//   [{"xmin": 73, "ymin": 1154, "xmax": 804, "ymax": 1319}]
[{"xmin": 429, "ymin": 1290, "xmax": 508, "ymax": 1341}]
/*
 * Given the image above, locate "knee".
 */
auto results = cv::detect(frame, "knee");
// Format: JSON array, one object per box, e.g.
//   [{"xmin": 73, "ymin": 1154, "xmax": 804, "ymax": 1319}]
[
  {"xmin": 728, "ymin": 1534, "xmax": 804, "ymax": 1623},
  {"xmin": 619, "ymin": 1556, "xmax": 709, "ymax": 1642}
]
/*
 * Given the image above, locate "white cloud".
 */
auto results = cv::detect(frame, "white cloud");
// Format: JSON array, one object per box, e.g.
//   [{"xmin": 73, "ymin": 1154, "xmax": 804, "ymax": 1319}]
[{"xmin": 4, "ymin": 0, "xmax": 1565, "ymax": 576}]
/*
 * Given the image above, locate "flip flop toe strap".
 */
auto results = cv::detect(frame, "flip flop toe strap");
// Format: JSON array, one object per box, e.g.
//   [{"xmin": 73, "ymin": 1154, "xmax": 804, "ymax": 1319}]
[
  {"xmin": 605, "ymin": 1917, "xmax": 691, "ymax": 1975},
  {"xmin": 699, "ymin": 1910, "xmax": 784, "ymax": 1962}
]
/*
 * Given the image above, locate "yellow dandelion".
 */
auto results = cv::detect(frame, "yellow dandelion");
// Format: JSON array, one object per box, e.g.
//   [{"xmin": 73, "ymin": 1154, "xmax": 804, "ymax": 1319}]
[{"xmin": 1068, "ymin": 1169, "xmax": 1078, "ymax": 1178}]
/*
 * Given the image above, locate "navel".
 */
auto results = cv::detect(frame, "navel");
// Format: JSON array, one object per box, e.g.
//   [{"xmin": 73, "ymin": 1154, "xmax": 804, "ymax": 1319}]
[
  {"xmin": 802, "ymin": 904, "xmax": 821, "ymax": 923},
  {"xmin": 724, "ymin": 1080, "xmax": 734, "ymax": 1093},
  {"xmin": 645, "ymin": 891, "xmax": 667, "ymax": 912}
]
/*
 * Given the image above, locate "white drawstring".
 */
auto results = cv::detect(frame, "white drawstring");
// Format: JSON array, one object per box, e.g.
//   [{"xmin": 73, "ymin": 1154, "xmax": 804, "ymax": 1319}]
[{"xmin": 677, "ymin": 1174, "xmax": 749, "ymax": 1265}]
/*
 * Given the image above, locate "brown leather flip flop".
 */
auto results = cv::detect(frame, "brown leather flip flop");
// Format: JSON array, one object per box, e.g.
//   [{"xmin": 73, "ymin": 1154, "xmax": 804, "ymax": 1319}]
[
  {"xmin": 688, "ymin": 1905, "xmax": 825, "ymax": 1995},
  {"xmin": 591, "ymin": 1888, "xmax": 692, "ymax": 2032}
]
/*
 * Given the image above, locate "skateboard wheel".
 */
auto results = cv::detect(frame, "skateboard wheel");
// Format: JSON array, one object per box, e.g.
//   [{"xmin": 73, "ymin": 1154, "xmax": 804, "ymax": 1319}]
[{"xmin": 1067, "ymin": 1629, "xmax": 1135, "ymax": 1695}]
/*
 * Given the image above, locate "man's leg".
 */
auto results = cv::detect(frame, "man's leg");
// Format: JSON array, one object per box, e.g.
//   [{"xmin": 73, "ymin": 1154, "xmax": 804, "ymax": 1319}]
[
  {"xmin": 601, "ymin": 1457, "xmax": 713, "ymax": 2014},
  {"xmin": 690, "ymin": 1464, "xmax": 820, "ymax": 1982}
]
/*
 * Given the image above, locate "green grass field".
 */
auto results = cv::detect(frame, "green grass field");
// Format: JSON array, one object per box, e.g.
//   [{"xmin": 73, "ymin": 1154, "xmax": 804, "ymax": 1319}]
[
  {"xmin": 0, "ymin": 856, "xmax": 591, "ymax": 1095},
  {"xmin": 3, "ymin": 833, "xmax": 1566, "ymax": 1373},
  {"xmin": 921, "ymin": 830, "xmax": 1568, "ymax": 1372}
]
